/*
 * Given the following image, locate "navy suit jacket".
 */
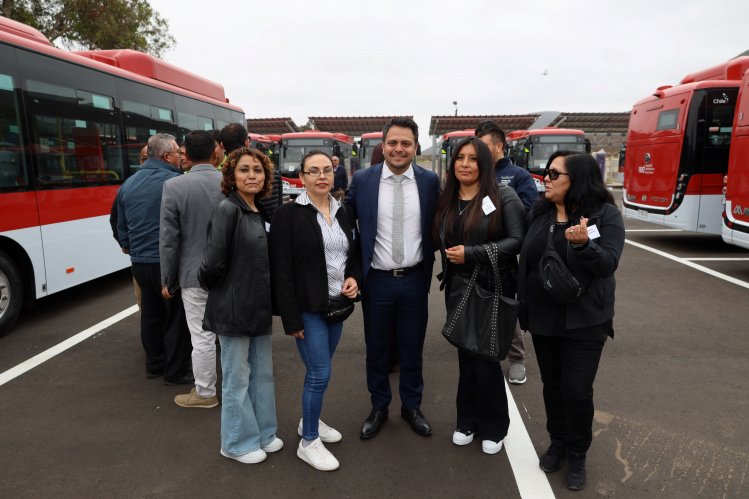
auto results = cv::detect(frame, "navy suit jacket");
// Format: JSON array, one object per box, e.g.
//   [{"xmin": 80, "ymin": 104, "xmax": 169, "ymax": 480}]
[{"xmin": 346, "ymin": 162, "xmax": 440, "ymax": 292}]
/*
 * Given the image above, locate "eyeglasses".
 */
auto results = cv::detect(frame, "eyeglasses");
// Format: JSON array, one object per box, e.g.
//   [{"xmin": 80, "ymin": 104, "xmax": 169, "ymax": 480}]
[
  {"xmin": 545, "ymin": 168, "xmax": 570, "ymax": 181},
  {"xmin": 302, "ymin": 168, "xmax": 334, "ymax": 177}
]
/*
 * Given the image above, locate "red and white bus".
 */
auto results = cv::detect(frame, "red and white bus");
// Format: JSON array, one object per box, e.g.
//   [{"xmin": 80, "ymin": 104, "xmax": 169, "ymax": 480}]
[
  {"xmin": 506, "ymin": 128, "xmax": 590, "ymax": 190},
  {"xmin": 279, "ymin": 131, "xmax": 354, "ymax": 196},
  {"xmin": 437, "ymin": 129, "xmax": 475, "ymax": 183},
  {"xmin": 0, "ymin": 17, "xmax": 245, "ymax": 334},
  {"xmin": 623, "ymin": 57, "xmax": 749, "ymax": 235},
  {"xmin": 722, "ymin": 67, "xmax": 749, "ymax": 249},
  {"xmin": 357, "ymin": 131, "xmax": 383, "ymax": 170}
]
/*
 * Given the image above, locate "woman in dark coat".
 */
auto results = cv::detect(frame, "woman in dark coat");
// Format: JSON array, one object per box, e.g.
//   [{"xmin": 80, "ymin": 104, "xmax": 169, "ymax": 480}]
[
  {"xmin": 199, "ymin": 148, "xmax": 281, "ymax": 465},
  {"xmin": 518, "ymin": 151, "xmax": 625, "ymax": 491},
  {"xmin": 434, "ymin": 137, "xmax": 527, "ymax": 455},
  {"xmin": 270, "ymin": 150, "xmax": 361, "ymax": 471}
]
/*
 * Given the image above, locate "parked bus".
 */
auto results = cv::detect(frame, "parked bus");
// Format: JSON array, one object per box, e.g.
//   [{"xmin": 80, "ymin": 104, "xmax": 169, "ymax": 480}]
[
  {"xmin": 0, "ymin": 17, "xmax": 245, "ymax": 334},
  {"xmin": 506, "ymin": 128, "xmax": 590, "ymax": 190},
  {"xmin": 722, "ymin": 67, "xmax": 749, "ymax": 249},
  {"xmin": 437, "ymin": 129, "xmax": 475, "ymax": 183},
  {"xmin": 357, "ymin": 132, "xmax": 383, "ymax": 169},
  {"xmin": 623, "ymin": 56, "xmax": 749, "ymax": 235},
  {"xmin": 279, "ymin": 131, "xmax": 354, "ymax": 196}
]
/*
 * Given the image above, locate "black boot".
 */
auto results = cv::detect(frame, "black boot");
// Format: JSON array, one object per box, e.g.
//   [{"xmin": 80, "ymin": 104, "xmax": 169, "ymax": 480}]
[
  {"xmin": 565, "ymin": 451, "xmax": 587, "ymax": 491},
  {"xmin": 539, "ymin": 440, "xmax": 566, "ymax": 473}
]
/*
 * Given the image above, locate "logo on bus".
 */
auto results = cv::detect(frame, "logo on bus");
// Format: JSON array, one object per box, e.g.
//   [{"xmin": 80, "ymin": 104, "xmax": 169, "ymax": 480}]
[
  {"xmin": 734, "ymin": 205, "xmax": 749, "ymax": 217},
  {"xmin": 713, "ymin": 93, "xmax": 730, "ymax": 105},
  {"xmin": 637, "ymin": 164, "xmax": 655, "ymax": 175}
]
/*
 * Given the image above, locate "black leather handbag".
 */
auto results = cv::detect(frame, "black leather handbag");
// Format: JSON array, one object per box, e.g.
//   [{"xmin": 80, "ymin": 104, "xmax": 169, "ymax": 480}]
[
  {"xmin": 441, "ymin": 243, "xmax": 518, "ymax": 362},
  {"xmin": 325, "ymin": 295, "xmax": 356, "ymax": 324},
  {"xmin": 538, "ymin": 215, "xmax": 584, "ymax": 304}
]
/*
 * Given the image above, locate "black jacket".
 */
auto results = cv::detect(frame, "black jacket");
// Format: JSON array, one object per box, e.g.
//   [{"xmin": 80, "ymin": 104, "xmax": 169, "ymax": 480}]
[
  {"xmin": 518, "ymin": 202, "xmax": 625, "ymax": 332},
  {"xmin": 438, "ymin": 186, "xmax": 527, "ymax": 293},
  {"xmin": 198, "ymin": 192, "xmax": 272, "ymax": 337},
  {"xmin": 270, "ymin": 200, "xmax": 361, "ymax": 334}
]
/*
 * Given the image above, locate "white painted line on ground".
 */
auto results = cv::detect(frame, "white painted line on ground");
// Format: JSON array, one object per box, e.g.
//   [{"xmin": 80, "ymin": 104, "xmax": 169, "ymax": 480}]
[
  {"xmin": 625, "ymin": 229, "xmax": 683, "ymax": 232},
  {"xmin": 625, "ymin": 239, "xmax": 749, "ymax": 289},
  {"xmin": 0, "ymin": 305, "xmax": 139, "ymax": 387},
  {"xmin": 684, "ymin": 257, "xmax": 749, "ymax": 261},
  {"xmin": 505, "ymin": 380, "xmax": 556, "ymax": 499}
]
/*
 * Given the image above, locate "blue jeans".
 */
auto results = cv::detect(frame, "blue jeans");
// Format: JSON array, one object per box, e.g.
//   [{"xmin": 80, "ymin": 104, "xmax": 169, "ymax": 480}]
[
  {"xmin": 219, "ymin": 334, "xmax": 277, "ymax": 456},
  {"xmin": 296, "ymin": 312, "xmax": 343, "ymax": 440}
]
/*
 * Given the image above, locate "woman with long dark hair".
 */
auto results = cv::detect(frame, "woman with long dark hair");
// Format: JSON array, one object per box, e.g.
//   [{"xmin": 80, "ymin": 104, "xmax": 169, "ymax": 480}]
[
  {"xmin": 518, "ymin": 151, "xmax": 625, "ymax": 491},
  {"xmin": 434, "ymin": 137, "xmax": 526, "ymax": 454}
]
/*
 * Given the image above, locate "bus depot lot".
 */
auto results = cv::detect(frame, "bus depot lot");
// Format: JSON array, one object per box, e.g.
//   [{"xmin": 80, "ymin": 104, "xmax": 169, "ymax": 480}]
[{"xmin": 1, "ymin": 216, "xmax": 748, "ymax": 498}]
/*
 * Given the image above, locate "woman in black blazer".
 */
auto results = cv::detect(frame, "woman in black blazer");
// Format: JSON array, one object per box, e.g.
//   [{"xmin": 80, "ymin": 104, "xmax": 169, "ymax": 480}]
[{"xmin": 270, "ymin": 150, "xmax": 361, "ymax": 472}]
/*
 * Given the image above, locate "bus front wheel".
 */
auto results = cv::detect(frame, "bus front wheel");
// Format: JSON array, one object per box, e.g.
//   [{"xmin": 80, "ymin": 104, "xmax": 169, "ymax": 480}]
[{"xmin": 0, "ymin": 249, "xmax": 23, "ymax": 336}]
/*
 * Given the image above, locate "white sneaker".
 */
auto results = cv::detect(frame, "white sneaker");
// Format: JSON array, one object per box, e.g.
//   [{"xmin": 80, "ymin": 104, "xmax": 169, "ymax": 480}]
[
  {"xmin": 482, "ymin": 440, "xmax": 504, "ymax": 455},
  {"xmin": 298, "ymin": 418, "xmax": 343, "ymax": 443},
  {"xmin": 262, "ymin": 437, "xmax": 284, "ymax": 453},
  {"xmin": 220, "ymin": 448, "xmax": 267, "ymax": 464},
  {"xmin": 452, "ymin": 430, "xmax": 474, "ymax": 446},
  {"xmin": 297, "ymin": 438, "xmax": 340, "ymax": 471},
  {"xmin": 508, "ymin": 363, "xmax": 527, "ymax": 385}
]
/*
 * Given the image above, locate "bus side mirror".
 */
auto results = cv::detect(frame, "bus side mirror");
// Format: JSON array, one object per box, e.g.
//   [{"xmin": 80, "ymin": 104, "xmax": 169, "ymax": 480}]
[
  {"xmin": 585, "ymin": 139, "xmax": 592, "ymax": 153},
  {"xmin": 333, "ymin": 144, "xmax": 341, "ymax": 157}
]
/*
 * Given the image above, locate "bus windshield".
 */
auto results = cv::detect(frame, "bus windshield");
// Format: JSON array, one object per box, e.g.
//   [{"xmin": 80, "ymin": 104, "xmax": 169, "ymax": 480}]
[{"xmin": 360, "ymin": 137, "xmax": 382, "ymax": 168}]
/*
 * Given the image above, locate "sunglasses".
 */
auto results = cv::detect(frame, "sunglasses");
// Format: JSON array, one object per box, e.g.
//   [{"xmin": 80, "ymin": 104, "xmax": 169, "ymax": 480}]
[{"xmin": 545, "ymin": 168, "xmax": 570, "ymax": 181}]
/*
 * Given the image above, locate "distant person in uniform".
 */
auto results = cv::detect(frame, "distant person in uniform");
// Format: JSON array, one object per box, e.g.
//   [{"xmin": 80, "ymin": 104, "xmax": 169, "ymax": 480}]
[
  {"xmin": 331, "ymin": 155, "xmax": 347, "ymax": 200},
  {"xmin": 116, "ymin": 133, "xmax": 192, "ymax": 384},
  {"xmin": 160, "ymin": 131, "xmax": 224, "ymax": 409},
  {"xmin": 476, "ymin": 120, "xmax": 539, "ymax": 386}
]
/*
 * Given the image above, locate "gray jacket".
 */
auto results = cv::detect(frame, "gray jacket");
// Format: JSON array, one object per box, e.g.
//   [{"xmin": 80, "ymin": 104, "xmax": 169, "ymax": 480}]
[{"xmin": 159, "ymin": 163, "xmax": 224, "ymax": 290}]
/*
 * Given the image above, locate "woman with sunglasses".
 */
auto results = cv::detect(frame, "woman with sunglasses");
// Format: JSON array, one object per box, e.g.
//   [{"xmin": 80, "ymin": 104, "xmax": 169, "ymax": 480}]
[
  {"xmin": 517, "ymin": 151, "xmax": 625, "ymax": 491},
  {"xmin": 434, "ymin": 137, "xmax": 526, "ymax": 455},
  {"xmin": 270, "ymin": 150, "xmax": 360, "ymax": 471}
]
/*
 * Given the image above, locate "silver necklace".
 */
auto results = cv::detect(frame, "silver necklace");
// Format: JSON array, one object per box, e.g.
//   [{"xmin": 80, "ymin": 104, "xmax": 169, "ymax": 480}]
[{"xmin": 458, "ymin": 200, "xmax": 470, "ymax": 216}]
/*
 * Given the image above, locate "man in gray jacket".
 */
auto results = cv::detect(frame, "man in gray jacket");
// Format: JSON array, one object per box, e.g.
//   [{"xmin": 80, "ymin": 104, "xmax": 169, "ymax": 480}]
[{"xmin": 160, "ymin": 131, "xmax": 225, "ymax": 408}]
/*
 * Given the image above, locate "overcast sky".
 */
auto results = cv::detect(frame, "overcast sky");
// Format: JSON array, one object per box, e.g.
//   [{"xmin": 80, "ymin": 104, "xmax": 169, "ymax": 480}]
[{"xmin": 148, "ymin": 0, "xmax": 748, "ymax": 145}]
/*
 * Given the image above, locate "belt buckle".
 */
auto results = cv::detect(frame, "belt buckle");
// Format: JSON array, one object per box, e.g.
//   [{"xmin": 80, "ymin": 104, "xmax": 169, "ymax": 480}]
[{"xmin": 392, "ymin": 268, "xmax": 405, "ymax": 277}]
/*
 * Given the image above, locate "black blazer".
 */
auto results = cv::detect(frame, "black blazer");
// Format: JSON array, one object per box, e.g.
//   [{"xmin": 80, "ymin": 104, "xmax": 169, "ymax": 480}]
[{"xmin": 270, "ymin": 201, "xmax": 362, "ymax": 334}]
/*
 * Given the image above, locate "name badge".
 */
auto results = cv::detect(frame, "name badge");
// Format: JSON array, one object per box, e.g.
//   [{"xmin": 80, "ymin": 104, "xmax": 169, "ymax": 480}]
[
  {"xmin": 587, "ymin": 224, "xmax": 601, "ymax": 239},
  {"xmin": 265, "ymin": 222, "xmax": 271, "ymax": 233},
  {"xmin": 481, "ymin": 196, "xmax": 496, "ymax": 215}
]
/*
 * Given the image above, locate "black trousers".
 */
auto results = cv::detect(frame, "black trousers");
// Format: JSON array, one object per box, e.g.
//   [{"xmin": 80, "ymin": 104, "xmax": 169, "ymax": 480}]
[
  {"xmin": 456, "ymin": 349, "xmax": 509, "ymax": 442},
  {"xmin": 131, "ymin": 262, "xmax": 191, "ymax": 380},
  {"xmin": 531, "ymin": 333, "xmax": 606, "ymax": 453},
  {"xmin": 362, "ymin": 269, "xmax": 428, "ymax": 410}
]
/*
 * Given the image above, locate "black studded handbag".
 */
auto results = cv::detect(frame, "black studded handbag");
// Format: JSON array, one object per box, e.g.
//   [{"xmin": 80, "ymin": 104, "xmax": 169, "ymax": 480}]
[
  {"xmin": 538, "ymin": 214, "xmax": 584, "ymax": 305},
  {"xmin": 441, "ymin": 242, "xmax": 518, "ymax": 362}
]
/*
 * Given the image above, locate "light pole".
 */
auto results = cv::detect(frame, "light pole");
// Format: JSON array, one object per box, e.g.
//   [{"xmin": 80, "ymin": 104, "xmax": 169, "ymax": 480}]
[{"xmin": 453, "ymin": 100, "xmax": 458, "ymax": 116}]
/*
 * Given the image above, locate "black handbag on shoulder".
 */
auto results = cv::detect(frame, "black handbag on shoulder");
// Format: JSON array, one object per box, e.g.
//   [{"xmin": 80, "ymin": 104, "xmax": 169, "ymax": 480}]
[
  {"xmin": 538, "ymin": 215, "xmax": 584, "ymax": 304},
  {"xmin": 441, "ymin": 243, "xmax": 518, "ymax": 362}
]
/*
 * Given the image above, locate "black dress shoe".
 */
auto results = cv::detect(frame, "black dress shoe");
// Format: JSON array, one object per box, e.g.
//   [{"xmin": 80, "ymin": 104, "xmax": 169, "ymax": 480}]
[
  {"xmin": 164, "ymin": 375, "xmax": 194, "ymax": 386},
  {"xmin": 401, "ymin": 408, "xmax": 432, "ymax": 436},
  {"xmin": 360, "ymin": 409, "xmax": 388, "ymax": 439},
  {"xmin": 146, "ymin": 370, "xmax": 163, "ymax": 379}
]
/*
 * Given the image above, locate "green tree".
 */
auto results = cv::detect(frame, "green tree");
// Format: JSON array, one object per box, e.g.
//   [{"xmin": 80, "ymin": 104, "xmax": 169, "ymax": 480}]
[{"xmin": 2, "ymin": 0, "xmax": 174, "ymax": 58}]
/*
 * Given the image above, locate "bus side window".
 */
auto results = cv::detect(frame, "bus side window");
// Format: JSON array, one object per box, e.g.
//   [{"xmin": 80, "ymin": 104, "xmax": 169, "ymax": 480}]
[{"xmin": 0, "ymin": 72, "xmax": 28, "ymax": 189}]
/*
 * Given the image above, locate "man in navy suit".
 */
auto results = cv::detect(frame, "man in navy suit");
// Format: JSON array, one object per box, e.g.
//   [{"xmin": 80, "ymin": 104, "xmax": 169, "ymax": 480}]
[{"xmin": 346, "ymin": 117, "xmax": 440, "ymax": 439}]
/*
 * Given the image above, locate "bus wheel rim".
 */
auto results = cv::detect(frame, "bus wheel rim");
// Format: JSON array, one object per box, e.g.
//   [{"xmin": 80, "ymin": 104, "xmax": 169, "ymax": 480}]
[{"xmin": 0, "ymin": 269, "xmax": 10, "ymax": 320}]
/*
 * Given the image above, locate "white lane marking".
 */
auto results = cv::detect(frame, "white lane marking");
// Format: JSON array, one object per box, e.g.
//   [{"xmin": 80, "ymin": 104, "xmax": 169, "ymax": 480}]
[
  {"xmin": 684, "ymin": 258, "xmax": 749, "ymax": 261},
  {"xmin": 0, "ymin": 305, "xmax": 139, "ymax": 387},
  {"xmin": 625, "ymin": 229, "xmax": 683, "ymax": 232},
  {"xmin": 625, "ymin": 240, "xmax": 749, "ymax": 289},
  {"xmin": 505, "ymin": 380, "xmax": 556, "ymax": 499}
]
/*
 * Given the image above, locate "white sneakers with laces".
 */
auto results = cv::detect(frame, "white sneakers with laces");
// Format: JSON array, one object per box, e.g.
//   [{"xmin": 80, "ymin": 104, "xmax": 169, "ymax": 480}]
[
  {"xmin": 297, "ymin": 418, "xmax": 342, "ymax": 443},
  {"xmin": 297, "ymin": 437, "xmax": 339, "ymax": 471}
]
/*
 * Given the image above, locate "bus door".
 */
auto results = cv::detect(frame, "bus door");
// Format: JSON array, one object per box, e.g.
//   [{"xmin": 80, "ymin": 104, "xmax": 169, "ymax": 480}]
[
  {"xmin": 682, "ymin": 88, "xmax": 737, "ymax": 233},
  {"xmin": 723, "ymin": 76, "xmax": 749, "ymax": 248}
]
